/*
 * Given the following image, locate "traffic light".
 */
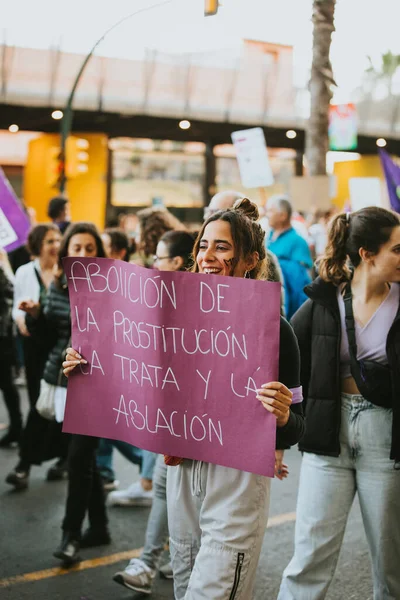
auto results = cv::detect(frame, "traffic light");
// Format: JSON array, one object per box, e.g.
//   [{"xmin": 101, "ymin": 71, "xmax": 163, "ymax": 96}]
[
  {"xmin": 45, "ymin": 136, "xmax": 89, "ymax": 188},
  {"xmin": 46, "ymin": 145, "xmax": 63, "ymax": 188},
  {"xmin": 204, "ymin": 0, "xmax": 219, "ymax": 16},
  {"xmin": 65, "ymin": 136, "xmax": 89, "ymax": 178}
]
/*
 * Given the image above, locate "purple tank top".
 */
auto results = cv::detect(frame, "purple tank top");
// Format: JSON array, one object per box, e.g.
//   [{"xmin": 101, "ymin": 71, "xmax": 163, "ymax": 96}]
[{"xmin": 337, "ymin": 283, "xmax": 400, "ymax": 378}]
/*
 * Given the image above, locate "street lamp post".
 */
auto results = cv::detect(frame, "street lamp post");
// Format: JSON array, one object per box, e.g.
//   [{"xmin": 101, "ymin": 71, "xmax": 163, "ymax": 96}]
[{"xmin": 58, "ymin": 0, "xmax": 172, "ymax": 193}]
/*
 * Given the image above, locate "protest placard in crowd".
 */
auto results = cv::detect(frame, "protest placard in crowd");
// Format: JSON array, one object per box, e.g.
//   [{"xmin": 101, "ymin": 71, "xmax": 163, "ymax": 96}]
[
  {"xmin": 231, "ymin": 127, "xmax": 274, "ymax": 189},
  {"xmin": 63, "ymin": 257, "xmax": 281, "ymax": 477},
  {"xmin": 0, "ymin": 168, "xmax": 30, "ymax": 251}
]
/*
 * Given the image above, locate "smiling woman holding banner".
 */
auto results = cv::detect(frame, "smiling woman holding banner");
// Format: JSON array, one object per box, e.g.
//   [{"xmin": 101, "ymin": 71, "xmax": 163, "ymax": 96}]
[
  {"xmin": 166, "ymin": 199, "xmax": 304, "ymax": 599},
  {"xmin": 63, "ymin": 198, "xmax": 305, "ymax": 599}
]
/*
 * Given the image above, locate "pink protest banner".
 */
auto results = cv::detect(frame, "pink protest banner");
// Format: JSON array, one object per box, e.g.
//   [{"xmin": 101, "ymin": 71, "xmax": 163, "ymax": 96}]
[{"xmin": 63, "ymin": 258, "xmax": 281, "ymax": 477}]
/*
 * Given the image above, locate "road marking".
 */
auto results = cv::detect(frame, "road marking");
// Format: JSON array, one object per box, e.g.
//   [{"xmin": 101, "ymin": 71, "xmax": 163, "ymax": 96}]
[
  {"xmin": 267, "ymin": 512, "xmax": 296, "ymax": 528},
  {"xmin": 0, "ymin": 548, "xmax": 141, "ymax": 588},
  {"xmin": 0, "ymin": 512, "xmax": 296, "ymax": 588}
]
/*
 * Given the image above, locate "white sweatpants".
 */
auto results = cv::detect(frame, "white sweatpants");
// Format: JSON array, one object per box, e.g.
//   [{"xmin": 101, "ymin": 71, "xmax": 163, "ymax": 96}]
[{"xmin": 167, "ymin": 460, "xmax": 271, "ymax": 600}]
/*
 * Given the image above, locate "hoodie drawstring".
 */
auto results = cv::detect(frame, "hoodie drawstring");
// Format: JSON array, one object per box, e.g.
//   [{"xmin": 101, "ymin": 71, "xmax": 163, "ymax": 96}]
[{"xmin": 191, "ymin": 460, "xmax": 203, "ymax": 496}]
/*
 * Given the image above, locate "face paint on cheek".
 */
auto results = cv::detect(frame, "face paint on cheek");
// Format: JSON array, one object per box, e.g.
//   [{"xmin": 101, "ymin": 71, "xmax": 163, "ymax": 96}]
[{"xmin": 223, "ymin": 257, "xmax": 236, "ymax": 274}]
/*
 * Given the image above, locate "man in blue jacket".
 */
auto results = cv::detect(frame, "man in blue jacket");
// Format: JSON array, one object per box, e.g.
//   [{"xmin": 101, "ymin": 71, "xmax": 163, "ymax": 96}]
[{"xmin": 266, "ymin": 195, "xmax": 313, "ymax": 319}]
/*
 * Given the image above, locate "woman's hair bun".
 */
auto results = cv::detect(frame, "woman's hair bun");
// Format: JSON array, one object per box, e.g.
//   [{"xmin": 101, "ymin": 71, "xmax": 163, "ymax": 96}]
[{"xmin": 233, "ymin": 197, "xmax": 259, "ymax": 222}]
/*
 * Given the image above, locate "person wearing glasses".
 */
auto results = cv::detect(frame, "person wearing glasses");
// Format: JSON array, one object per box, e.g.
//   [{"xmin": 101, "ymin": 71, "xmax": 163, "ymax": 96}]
[
  {"xmin": 96, "ymin": 224, "xmax": 190, "ymax": 498},
  {"xmin": 112, "ymin": 229, "xmax": 196, "ymax": 594},
  {"xmin": 97, "ymin": 231, "xmax": 196, "ymax": 503},
  {"xmin": 153, "ymin": 230, "xmax": 195, "ymax": 271},
  {"xmin": 96, "ymin": 226, "xmax": 157, "ymax": 495}
]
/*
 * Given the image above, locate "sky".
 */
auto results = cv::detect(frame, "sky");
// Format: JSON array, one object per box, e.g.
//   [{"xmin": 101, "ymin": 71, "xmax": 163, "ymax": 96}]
[{"xmin": 2, "ymin": 0, "xmax": 400, "ymax": 98}]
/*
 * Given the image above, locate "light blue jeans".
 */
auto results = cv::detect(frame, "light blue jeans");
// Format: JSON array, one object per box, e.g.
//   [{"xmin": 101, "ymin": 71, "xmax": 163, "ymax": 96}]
[
  {"xmin": 278, "ymin": 394, "xmax": 400, "ymax": 600},
  {"xmin": 96, "ymin": 439, "xmax": 157, "ymax": 481},
  {"xmin": 141, "ymin": 455, "xmax": 169, "ymax": 569}
]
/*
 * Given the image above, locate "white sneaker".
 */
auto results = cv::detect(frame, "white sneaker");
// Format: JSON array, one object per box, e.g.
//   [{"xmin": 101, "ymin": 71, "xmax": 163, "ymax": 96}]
[
  {"xmin": 159, "ymin": 561, "xmax": 174, "ymax": 579},
  {"xmin": 107, "ymin": 481, "xmax": 153, "ymax": 507},
  {"xmin": 113, "ymin": 558, "xmax": 156, "ymax": 594}
]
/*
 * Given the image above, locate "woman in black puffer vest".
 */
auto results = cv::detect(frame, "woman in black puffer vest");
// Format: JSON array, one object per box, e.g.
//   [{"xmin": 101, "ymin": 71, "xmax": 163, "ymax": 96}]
[{"xmin": 278, "ymin": 207, "xmax": 400, "ymax": 600}]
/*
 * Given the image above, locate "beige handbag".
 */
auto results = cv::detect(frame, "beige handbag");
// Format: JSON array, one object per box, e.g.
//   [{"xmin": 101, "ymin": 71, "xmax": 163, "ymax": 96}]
[
  {"xmin": 36, "ymin": 342, "xmax": 69, "ymax": 422},
  {"xmin": 36, "ymin": 379, "xmax": 66, "ymax": 422},
  {"xmin": 36, "ymin": 379, "xmax": 58, "ymax": 421}
]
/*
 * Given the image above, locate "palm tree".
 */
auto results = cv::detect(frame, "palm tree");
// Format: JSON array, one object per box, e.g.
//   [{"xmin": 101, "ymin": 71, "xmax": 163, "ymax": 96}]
[
  {"xmin": 305, "ymin": 0, "xmax": 337, "ymax": 176},
  {"xmin": 360, "ymin": 51, "xmax": 400, "ymax": 129},
  {"xmin": 366, "ymin": 51, "xmax": 400, "ymax": 95}
]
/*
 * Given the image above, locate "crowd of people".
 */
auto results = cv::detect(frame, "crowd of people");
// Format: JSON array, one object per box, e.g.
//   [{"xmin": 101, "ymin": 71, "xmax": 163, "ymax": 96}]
[{"xmin": 0, "ymin": 190, "xmax": 399, "ymax": 599}]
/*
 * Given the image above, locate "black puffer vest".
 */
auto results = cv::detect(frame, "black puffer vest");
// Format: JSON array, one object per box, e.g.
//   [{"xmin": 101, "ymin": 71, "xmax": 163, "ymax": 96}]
[{"xmin": 291, "ymin": 277, "xmax": 400, "ymax": 463}]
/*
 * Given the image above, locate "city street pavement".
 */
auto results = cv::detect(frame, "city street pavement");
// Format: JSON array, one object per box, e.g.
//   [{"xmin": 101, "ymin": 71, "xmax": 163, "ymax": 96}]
[{"xmin": 0, "ymin": 389, "xmax": 374, "ymax": 599}]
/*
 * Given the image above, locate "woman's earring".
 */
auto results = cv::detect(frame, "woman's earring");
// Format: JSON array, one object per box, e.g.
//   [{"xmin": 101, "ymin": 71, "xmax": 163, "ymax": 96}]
[{"xmin": 244, "ymin": 271, "xmax": 250, "ymax": 278}]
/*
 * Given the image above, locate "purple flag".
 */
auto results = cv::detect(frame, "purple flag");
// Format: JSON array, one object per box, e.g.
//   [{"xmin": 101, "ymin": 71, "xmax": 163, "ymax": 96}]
[
  {"xmin": 0, "ymin": 168, "xmax": 31, "ymax": 252},
  {"xmin": 379, "ymin": 149, "xmax": 400, "ymax": 213}
]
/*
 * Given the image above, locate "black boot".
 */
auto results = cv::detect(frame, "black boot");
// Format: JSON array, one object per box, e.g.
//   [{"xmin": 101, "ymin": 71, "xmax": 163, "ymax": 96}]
[
  {"xmin": 0, "ymin": 429, "xmax": 21, "ymax": 448},
  {"xmin": 53, "ymin": 532, "xmax": 81, "ymax": 565},
  {"xmin": 46, "ymin": 458, "xmax": 68, "ymax": 481},
  {"xmin": 80, "ymin": 526, "xmax": 111, "ymax": 548},
  {"xmin": 5, "ymin": 463, "xmax": 30, "ymax": 490}
]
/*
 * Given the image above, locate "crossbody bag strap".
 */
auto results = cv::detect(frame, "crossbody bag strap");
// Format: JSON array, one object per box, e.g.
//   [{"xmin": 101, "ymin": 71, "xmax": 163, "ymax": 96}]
[
  {"xmin": 33, "ymin": 266, "xmax": 47, "ymax": 306},
  {"xmin": 33, "ymin": 266, "xmax": 45, "ymax": 291},
  {"xmin": 343, "ymin": 283, "xmax": 358, "ymax": 357},
  {"xmin": 343, "ymin": 283, "xmax": 365, "ymax": 385}
]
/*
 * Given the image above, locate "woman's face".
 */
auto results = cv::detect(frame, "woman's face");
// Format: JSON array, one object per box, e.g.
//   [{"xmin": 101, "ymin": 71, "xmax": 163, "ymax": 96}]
[
  {"xmin": 154, "ymin": 241, "xmax": 182, "ymax": 272},
  {"xmin": 67, "ymin": 233, "xmax": 98, "ymax": 258},
  {"xmin": 196, "ymin": 220, "xmax": 249, "ymax": 278},
  {"xmin": 368, "ymin": 225, "xmax": 400, "ymax": 282},
  {"xmin": 40, "ymin": 229, "xmax": 61, "ymax": 261}
]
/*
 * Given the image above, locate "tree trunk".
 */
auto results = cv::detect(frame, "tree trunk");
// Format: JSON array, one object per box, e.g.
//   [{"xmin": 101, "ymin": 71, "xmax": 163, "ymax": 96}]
[{"xmin": 306, "ymin": 0, "xmax": 337, "ymax": 176}]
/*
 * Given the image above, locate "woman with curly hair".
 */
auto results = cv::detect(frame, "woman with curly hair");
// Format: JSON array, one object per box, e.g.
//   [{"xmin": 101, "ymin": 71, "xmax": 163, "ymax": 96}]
[
  {"xmin": 160, "ymin": 198, "xmax": 305, "ymax": 599},
  {"xmin": 130, "ymin": 207, "xmax": 185, "ymax": 267},
  {"xmin": 63, "ymin": 199, "xmax": 304, "ymax": 597}
]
